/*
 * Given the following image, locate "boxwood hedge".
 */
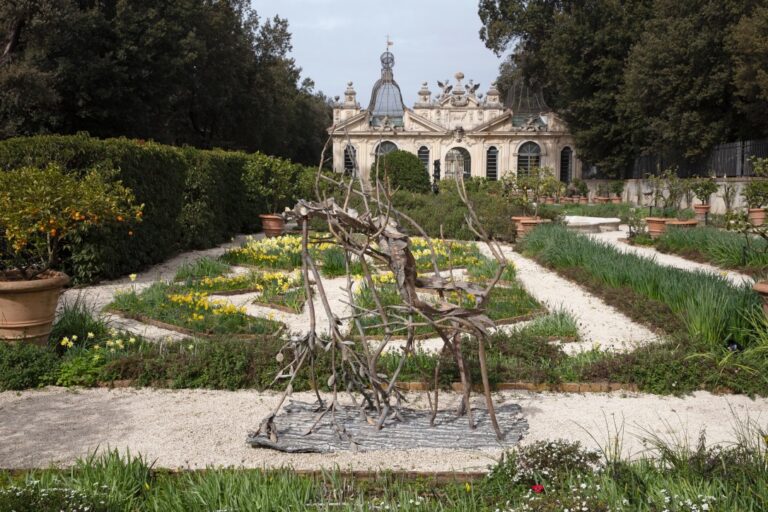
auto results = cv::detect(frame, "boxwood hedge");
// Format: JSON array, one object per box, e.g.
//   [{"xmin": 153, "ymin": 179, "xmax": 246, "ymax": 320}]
[{"xmin": 0, "ymin": 134, "xmax": 313, "ymax": 283}]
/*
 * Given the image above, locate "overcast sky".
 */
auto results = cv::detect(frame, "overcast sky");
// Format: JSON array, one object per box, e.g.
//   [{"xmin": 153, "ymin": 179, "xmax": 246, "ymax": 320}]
[{"xmin": 249, "ymin": 0, "xmax": 505, "ymax": 106}]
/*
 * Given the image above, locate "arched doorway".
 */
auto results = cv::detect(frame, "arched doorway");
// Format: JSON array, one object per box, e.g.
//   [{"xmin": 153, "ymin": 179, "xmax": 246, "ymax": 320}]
[
  {"xmin": 560, "ymin": 147, "xmax": 572, "ymax": 182},
  {"xmin": 445, "ymin": 147, "xmax": 471, "ymax": 179}
]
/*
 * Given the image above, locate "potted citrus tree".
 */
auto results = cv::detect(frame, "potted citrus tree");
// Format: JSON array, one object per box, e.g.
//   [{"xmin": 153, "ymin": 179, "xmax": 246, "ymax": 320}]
[
  {"xmin": 0, "ymin": 165, "xmax": 141, "ymax": 344},
  {"xmin": 743, "ymin": 157, "xmax": 768, "ymax": 227},
  {"xmin": 609, "ymin": 181, "xmax": 624, "ymax": 204},
  {"xmin": 691, "ymin": 176, "xmax": 719, "ymax": 224}
]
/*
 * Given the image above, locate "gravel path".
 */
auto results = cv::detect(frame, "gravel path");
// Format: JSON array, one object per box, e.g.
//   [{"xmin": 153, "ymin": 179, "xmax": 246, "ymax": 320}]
[
  {"xmin": 479, "ymin": 244, "xmax": 659, "ymax": 354},
  {"xmin": 590, "ymin": 227, "xmax": 754, "ymax": 287},
  {"xmin": 1, "ymin": 387, "xmax": 765, "ymax": 471}
]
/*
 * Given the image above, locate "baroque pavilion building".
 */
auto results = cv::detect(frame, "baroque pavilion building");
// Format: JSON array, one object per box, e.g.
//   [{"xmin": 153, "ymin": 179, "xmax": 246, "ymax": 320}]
[{"xmin": 330, "ymin": 50, "xmax": 581, "ymax": 184}]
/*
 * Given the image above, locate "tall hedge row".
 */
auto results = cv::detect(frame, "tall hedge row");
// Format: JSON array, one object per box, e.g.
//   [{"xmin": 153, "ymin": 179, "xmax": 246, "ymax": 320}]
[{"xmin": 0, "ymin": 134, "xmax": 314, "ymax": 283}]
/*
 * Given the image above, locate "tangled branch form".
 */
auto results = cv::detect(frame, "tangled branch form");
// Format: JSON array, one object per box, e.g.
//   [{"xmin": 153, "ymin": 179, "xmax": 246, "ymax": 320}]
[{"xmin": 252, "ymin": 134, "xmax": 510, "ymax": 446}]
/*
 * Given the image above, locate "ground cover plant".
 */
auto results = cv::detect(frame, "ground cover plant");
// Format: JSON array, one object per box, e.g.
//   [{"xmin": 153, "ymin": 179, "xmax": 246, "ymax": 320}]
[
  {"xmin": 3, "ymin": 428, "xmax": 768, "ymax": 511},
  {"xmin": 352, "ymin": 277, "xmax": 542, "ymax": 338},
  {"xmin": 6, "ymin": 298, "xmax": 768, "ymax": 395},
  {"xmin": 466, "ymin": 256, "xmax": 517, "ymax": 283},
  {"xmin": 108, "ymin": 283, "xmax": 284, "ymax": 337},
  {"xmin": 655, "ymin": 225, "xmax": 768, "ymax": 276},
  {"xmin": 518, "ymin": 224, "xmax": 761, "ymax": 351}
]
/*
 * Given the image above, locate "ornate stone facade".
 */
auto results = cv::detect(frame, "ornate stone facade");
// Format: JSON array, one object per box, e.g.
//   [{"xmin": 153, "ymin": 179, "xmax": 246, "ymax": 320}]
[{"xmin": 330, "ymin": 51, "xmax": 581, "ymax": 184}]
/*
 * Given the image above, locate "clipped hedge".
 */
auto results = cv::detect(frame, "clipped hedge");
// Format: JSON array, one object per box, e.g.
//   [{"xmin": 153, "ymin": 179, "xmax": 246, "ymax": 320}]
[{"xmin": 0, "ymin": 134, "xmax": 313, "ymax": 283}]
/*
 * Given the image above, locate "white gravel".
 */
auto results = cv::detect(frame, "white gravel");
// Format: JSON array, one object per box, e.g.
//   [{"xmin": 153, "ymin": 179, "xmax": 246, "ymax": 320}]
[
  {"xmin": 1, "ymin": 387, "xmax": 765, "ymax": 471},
  {"xmin": 590, "ymin": 227, "xmax": 754, "ymax": 287},
  {"xmin": 479, "ymin": 243, "xmax": 659, "ymax": 354}
]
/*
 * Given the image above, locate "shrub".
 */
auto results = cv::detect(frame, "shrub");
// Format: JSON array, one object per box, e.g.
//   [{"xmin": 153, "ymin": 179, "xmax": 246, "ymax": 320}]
[
  {"xmin": 0, "ymin": 135, "xmax": 312, "ymax": 283},
  {"xmin": 0, "ymin": 164, "xmax": 141, "ymax": 279},
  {"xmin": 373, "ymin": 150, "xmax": 430, "ymax": 193},
  {"xmin": 691, "ymin": 177, "xmax": 719, "ymax": 205}
]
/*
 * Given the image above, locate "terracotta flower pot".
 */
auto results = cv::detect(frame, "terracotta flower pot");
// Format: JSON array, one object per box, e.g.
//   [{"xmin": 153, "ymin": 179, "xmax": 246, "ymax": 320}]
[
  {"xmin": 754, "ymin": 281, "xmax": 768, "ymax": 316},
  {"xmin": 579, "ymin": 196, "xmax": 588, "ymax": 204},
  {"xmin": 665, "ymin": 219, "xmax": 698, "ymax": 229},
  {"xmin": 611, "ymin": 197, "xmax": 621, "ymax": 204},
  {"xmin": 645, "ymin": 217, "xmax": 668, "ymax": 239},
  {"xmin": 544, "ymin": 197, "xmax": 555, "ymax": 205},
  {"xmin": 517, "ymin": 218, "xmax": 545, "ymax": 238},
  {"xmin": 693, "ymin": 204, "xmax": 710, "ymax": 224},
  {"xmin": 748, "ymin": 208, "xmax": 766, "ymax": 227},
  {"xmin": 259, "ymin": 214, "xmax": 285, "ymax": 238},
  {"xmin": 596, "ymin": 197, "xmax": 609, "ymax": 204},
  {"xmin": 511, "ymin": 216, "xmax": 535, "ymax": 235},
  {"xmin": 0, "ymin": 270, "xmax": 69, "ymax": 345}
]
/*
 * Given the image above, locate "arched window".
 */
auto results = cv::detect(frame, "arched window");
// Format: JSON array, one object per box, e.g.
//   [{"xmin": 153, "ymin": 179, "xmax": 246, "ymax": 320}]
[
  {"xmin": 343, "ymin": 145, "xmax": 356, "ymax": 176},
  {"xmin": 517, "ymin": 141, "xmax": 541, "ymax": 177},
  {"xmin": 375, "ymin": 141, "xmax": 398, "ymax": 157},
  {"xmin": 418, "ymin": 146, "xmax": 430, "ymax": 173},
  {"xmin": 486, "ymin": 146, "xmax": 498, "ymax": 181},
  {"xmin": 560, "ymin": 147, "xmax": 572, "ymax": 182},
  {"xmin": 445, "ymin": 147, "xmax": 471, "ymax": 179}
]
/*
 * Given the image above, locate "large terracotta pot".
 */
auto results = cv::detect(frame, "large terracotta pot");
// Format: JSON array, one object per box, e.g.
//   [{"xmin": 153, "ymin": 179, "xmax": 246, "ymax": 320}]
[
  {"xmin": 645, "ymin": 217, "xmax": 668, "ymax": 239},
  {"xmin": 579, "ymin": 196, "xmax": 588, "ymax": 204},
  {"xmin": 596, "ymin": 197, "xmax": 609, "ymax": 204},
  {"xmin": 754, "ymin": 281, "xmax": 768, "ymax": 316},
  {"xmin": 611, "ymin": 197, "xmax": 621, "ymax": 204},
  {"xmin": 0, "ymin": 270, "xmax": 69, "ymax": 345},
  {"xmin": 517, "ymin": 218, "xmax": 545, "ymax": 238},
  {"xmin": 748, "ymin": 208, "xmax": 766, "ymax": 227},
  {"xmin": 666, "ymin": 219, "xmax": 698, "ymax": 229},
  {"xmin": 693, "ymin": 204, "xmax": 710, "ymax": 224},
  {"xmin": 544, "ymin": 197, "xmax": 555, "ymax": 205},
  {"xmin": 259, "ymin": 214, "xmax": 285, "ymax": 238}
]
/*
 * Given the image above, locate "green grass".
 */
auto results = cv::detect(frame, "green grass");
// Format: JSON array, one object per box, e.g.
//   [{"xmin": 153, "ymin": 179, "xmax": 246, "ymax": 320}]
[
  {"xmin": 173, "ymin": 257, "xmax": 230, "ymax": 281},
  {"xmin": 352, "ymin": 281, "xmax": 541, "ymax": 337},
  {"xmin": 254, "ymin": 286, "xmax": 308, "ymax": 314},
  {"xmin": 465, "ymin": 256, "xmax": 517, "ymax": 282},
  {"xmin": 4, "ymin": 429, "xmax": 768, "ymax": 511},
  {"xmin": 518, "ymin": 224, "xmax": 761, "ymax": 351},
  {"xmin": 109, "ymin": 282, "xmax": 284, "ymax": 336},
  {"xmin": 319, "ymin": 246, "xmax": 365, "ymax": 278},
  {"xmin": 655, "ymin": 225, "xmax": 768, "ymax": 275},
  {"xmin": 517, "ymin": 308, "xmax": 581, "ymax": 340}
]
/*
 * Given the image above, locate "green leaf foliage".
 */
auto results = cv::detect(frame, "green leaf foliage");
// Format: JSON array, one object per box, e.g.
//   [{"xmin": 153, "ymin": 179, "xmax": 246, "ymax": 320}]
[
  {"xmin": 373, "ymin": 150, "xmax": 431, "ymax": 193},
  {"xmin": 0, "ymin": 134, "xmax": 315, "ymax": 283}
]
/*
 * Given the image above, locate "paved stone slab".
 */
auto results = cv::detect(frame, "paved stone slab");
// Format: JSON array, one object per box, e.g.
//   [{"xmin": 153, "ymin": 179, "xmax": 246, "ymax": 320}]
[{"xmin": 248, "ymin": 400, "xmax": 527, "ymax": 453}]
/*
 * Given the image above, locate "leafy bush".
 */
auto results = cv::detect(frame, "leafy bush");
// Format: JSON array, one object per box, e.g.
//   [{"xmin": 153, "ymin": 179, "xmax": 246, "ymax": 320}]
[
  {"xmin": 0, "ymin": 134, "xmax": 314, "ymax": 283},
  {"xmin": 373, "ymin": 150, "xmax": 430, "ymax": 193},
  {"xmin": 0, "ymin": 164, "xmax": 141, "ymax": 279},
  {"xmin": 691, "ymin": 177, "xmax": 719, "ymax": 204}
]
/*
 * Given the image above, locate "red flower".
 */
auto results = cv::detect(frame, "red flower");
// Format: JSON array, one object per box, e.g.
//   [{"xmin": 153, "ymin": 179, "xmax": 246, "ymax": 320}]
[{"xmin": 531, "ymin": 484, "xmax": 545, "ymax": 494}]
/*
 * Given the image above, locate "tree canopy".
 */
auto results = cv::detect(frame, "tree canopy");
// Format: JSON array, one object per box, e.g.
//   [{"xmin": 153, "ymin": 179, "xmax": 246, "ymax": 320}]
[
  {"xmin": 479, "ymin": 0, "xmax": 767, "ymax": 176},
  {"xmin": 0, "ymin": 0, "xmax": 330, "ymax": 165}
]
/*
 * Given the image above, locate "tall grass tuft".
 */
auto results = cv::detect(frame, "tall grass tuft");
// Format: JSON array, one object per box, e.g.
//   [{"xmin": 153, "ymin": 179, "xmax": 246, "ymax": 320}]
[
  {"xmin": 656, "ymin": 225, "xmax": 768, "ymax": 275},
  {"xmin": 51, "ymin": 296, "xmax": 110, "ymax": 350},
  {"xmin": 174, "ymin": 257, "xmax": 230, "ymax": 282},
  {"xmin": 519, "ymin": 224, "xmax": 762, "ymax": 350}
]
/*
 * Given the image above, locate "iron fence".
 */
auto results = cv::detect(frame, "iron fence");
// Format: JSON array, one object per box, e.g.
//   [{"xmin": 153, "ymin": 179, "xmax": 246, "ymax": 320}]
[{"xmin": 629, "ymin": 139, "xmax": 768, "ymax": 179}]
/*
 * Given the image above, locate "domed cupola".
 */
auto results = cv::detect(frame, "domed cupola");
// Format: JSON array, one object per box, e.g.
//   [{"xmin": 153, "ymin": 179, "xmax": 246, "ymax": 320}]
[{"xmin": 368, "ymin": 51, "xmax": 405, "ymax": 128}]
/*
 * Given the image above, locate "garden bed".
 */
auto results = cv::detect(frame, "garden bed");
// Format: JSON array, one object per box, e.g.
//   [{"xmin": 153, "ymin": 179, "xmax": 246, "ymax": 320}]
[{"xmin": 107, "ymin": 283, "xmax": 285, "ymax": 338}]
